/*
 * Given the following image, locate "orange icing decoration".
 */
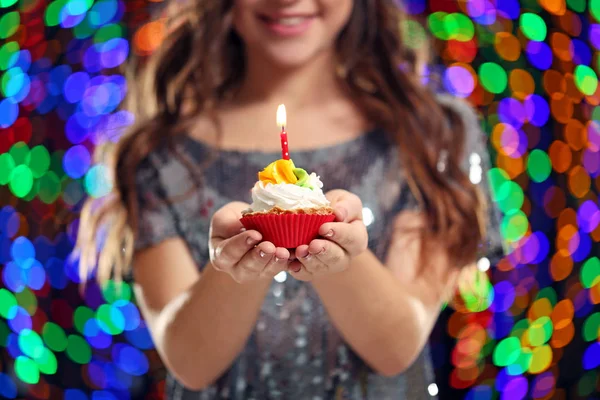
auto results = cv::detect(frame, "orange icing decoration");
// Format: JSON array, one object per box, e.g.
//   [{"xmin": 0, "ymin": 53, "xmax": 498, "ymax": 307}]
[{"xmin": 258, "ymin": 159, "xmax": 298, "ymax": 184}]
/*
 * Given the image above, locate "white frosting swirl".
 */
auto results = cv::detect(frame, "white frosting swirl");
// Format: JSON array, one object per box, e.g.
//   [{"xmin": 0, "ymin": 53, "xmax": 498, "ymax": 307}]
[{"xmin": 250, "ymin": 173, "xmax": 330, "ymax": 212}]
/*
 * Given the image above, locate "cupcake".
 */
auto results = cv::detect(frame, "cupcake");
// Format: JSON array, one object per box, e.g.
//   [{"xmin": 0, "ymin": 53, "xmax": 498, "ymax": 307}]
[{"xmin": 240, "ymin": 158, "xmax": 335, "ymax": 248}]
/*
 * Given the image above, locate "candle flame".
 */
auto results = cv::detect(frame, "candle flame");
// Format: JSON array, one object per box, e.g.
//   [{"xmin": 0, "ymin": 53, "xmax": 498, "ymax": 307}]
[{"xmin": 276, "ymin": 104, "xmax": 286, "ymax": 129}]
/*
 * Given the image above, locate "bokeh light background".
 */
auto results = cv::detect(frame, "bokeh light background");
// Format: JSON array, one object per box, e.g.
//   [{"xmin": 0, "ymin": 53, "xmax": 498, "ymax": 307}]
[{"xmin": 0, "ymin": 0, "xmax": 599, "ymax": 399}]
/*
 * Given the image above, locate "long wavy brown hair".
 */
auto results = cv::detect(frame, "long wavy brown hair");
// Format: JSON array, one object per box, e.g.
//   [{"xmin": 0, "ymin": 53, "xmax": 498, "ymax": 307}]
[{"xmin": 76, "ymin": 0, "xmax": 487, "ymax": 284}]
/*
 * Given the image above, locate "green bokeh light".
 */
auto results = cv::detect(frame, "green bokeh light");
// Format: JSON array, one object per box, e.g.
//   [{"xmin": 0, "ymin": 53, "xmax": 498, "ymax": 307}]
[
  {"xmin": 14, "ymin": 356, "xmax": 40, "ymax": 384},
  {"xmin": 0, "ymin": 11, "xmax": 19, "ymax": 40},
  {"xmin": 591, "ymin": 0, "xmax": 600, "ymax": 22},
  {"xmin": 23, "ymin": 182, "xmax": 38, "ymax": 202},
  {"xmin": 575, "ymin": 65, "xmax": 599, "ymax": 96},
  {"xmin": 536, "ymin": 287, "xmax": 558, "ymax": 306},
  {"xmin": 27, "ymin": 146, "xmax": 51, "ymax": 178},
  {"xmin": 428, "ymin": 12, "xmax": 449, "ymax": 40},
  {"xmin": 514, "ymin": 321, "xmax": 532, "ymax": 338},
  {"xmin": 581, "ymin": 257, "xmax": 600, "ymax": 288},
  {"xmin": 459, "ymin": 273, "xmax": 495, "ymax": 312},
  {"xmin": 38, "ymin": 171, "xmax": 62, "ymax": 204},
  {"xmin": 10, "ymin": 142, "xmax": 29, "ymax": 165},
  {"xmin": 102, "ymin": 280, "xmax": 132, "ymax": 303},
  {"xmin": 527, "ymin": 150, "xmax": 552, "ymax": 183},
  {"xmin": 0, "ymin": 153, "xmax": 15, "ymax": 185},
  {"xmin": 0, "ymin": 0, "xmax": 18, "ymax": 8},
  {"xmin": 507, "ymin": 347, "xmax": 533, "ymax": 376},
  {"xmin": 34, "ymin": 347, "xmax": 58, "ymax": 375},
  {"xmin": 44, "ymin": 0, "xmax": 69, "ymax": 27},
  {"xmin": 582, "ymin": 313, "xmax": 600, "ymax": 342},
  {"xmin": 0, "ymin": 41, "xmax": 19, "ymax": 70},
  {"xmin": 74, "ymin": 306, "xmax": 94, "ymax": 334},
  {"xmin": 495, "ymin": 181, "xmax": 524, "ymax": 214},
  {"xmin": 9, "ymin": 165, "xmax": 34, "ymax": 198},
  {"xmin": 96, "ymin": 304, "xmax": 125, "ymax": 335},
  {"xmin": 567, "ymin": 0, "xmax": 585, "ymax": 13},
  {"xmin": 445, "ymin": 13, "xmax": 475, "ymax": 42},
  {"xmin": 42, "ymin": 322, "xmax": 68, "ymax": 352},
  {"xmin": 66, "ymin": 335, "xmax": 91, "ymax": 364},
  {"xmin": 0, "ymin": 289, "xmax": 17, "ymax": 319},
  {"xmin": 489, "ymin": 168, "xmax": 511, "ymax": 202},
  {"xmin": 578, "ymin": 371, "xmax": 598, "ymax": 397},
  {"xmin": 18, "ymin": 329, "xmax": 45, "ymax": 359},
  {"xmin": 520, "ymin": 13, "xmax": 547, "ymax": 42},
  {"xmin": 1, "ymin": 67, "xmax": 24, "ymax": 98},
  {"xmin": 479, "ymin": 62, "xmax": 507, "ymax": 94},
  {"xmin": 94, "ymin": 23, "xmax": 123, "ymax": 44},
  {"xmin": 493, "ymin": 336, "xmax": 521, "ymax": 366},
  {"xmin": 528, "ymin": 316, "xmax": 553, "ymax": 346},
  {"xmin": 501, "ymin": 210, "xmax": 529, "ymax": 242}
]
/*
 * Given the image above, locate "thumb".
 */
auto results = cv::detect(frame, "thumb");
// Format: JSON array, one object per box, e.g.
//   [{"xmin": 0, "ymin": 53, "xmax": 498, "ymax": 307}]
[{"xmin": 326, "ymin": 190, "xmax": 363, "ymax": 222}]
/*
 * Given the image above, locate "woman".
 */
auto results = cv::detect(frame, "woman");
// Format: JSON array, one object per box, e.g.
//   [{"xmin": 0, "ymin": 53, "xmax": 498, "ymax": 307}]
[{"xmin": 77, "ymin": 0, "xmax": 505, "ymax": 398}]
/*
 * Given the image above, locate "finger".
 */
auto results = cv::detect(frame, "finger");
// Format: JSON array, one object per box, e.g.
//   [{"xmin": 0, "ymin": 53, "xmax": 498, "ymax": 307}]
[
  {"xmin": 261, "ymin": 248, "xmax": 290, "ymax": 277},
  {"xmin": 235, "ymin": 241, "xmax": 277, "ymax": 274},
  {"xmin": 294, "ymin": 245, "xmax": 310, "ymax": 263},
  {"xmin": 326, "ymin": 191, "xmax": 363, "ymax": 222},
  {"xmin": 299, "ymin": 239, "xmax": 346, "ymax": 272},
  {"xmin": 210, "ymin": 201, "xmax": 252, "ymax": 240},
  {"xmin": 211, "ymin": 230, "xmax": 262, "ymax": 271},
  {"xmin": 294, "ymin": 245, "xmax": 326, "ymax": 274},
  {"xmin": 318, "ymin": 221, "xmax": 368, "ymax": 256},
  {"xmin": 287, "ymin": 261, "xmax": 313, "ymax": 281}
]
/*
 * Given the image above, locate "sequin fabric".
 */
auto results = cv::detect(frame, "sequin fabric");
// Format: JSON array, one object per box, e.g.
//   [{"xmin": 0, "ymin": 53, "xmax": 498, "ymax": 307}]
[{"xmin": 133, "ymin": 95, "xmax": 505, "ymax": 400}]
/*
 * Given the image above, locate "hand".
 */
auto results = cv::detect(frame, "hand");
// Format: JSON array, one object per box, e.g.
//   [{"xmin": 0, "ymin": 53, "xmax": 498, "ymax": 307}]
[
  {"xmin": 209, "ymin": 202, "xmax": 290, "ymax": 284},
  {"xmin": 289, "ymin": 190, "xmax": 368, "ymax": 282}
]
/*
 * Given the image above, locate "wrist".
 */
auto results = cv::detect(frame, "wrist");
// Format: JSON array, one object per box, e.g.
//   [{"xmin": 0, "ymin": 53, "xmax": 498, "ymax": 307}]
[
  {"xmin": 310, "ymin": 263, "xmax": 352, "ymax": 290},
  {"xmin": 207, "ymin": 264, "xmax": 273, "ymax": 291}
]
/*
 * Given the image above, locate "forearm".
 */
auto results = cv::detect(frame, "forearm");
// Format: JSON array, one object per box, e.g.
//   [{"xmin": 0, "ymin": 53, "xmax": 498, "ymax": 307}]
[
  {"xmin": 150, "ymin": 264, "xmax": 270, "ymax": 390},
  {"xmin": 311, "ymin": 250, "xmax": 443, "ymax": 376}
]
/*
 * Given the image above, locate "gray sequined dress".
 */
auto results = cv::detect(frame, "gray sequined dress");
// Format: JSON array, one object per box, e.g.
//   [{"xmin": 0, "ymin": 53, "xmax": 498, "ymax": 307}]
[{"xmin": 133, "ymin": 95, "xmax": 506, "ymax": 400}]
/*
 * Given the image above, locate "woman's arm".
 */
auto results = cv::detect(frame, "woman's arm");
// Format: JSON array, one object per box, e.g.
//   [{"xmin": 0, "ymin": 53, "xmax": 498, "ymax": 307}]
[
  {"xmin": 132, "ymin": 202, "xmax": 289, "ymax": 390},
  {"xmin": 311, "ymin": 211, "xmax": 462, "ymax": 376},
  {"xmin": 133, "ymin": 239, "xmax": 272, "ymax": 390}
]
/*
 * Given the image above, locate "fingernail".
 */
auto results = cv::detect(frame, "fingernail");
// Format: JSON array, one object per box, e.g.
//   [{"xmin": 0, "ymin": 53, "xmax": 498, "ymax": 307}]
[
  {"xmin": 275, "ymin": 257, "xmax": 284, "ymax": 263},
  {"xmin": 337, "ymin": 208, "xmax": 348, "ymax": 221},
  {"xmin": 259, "ymin": 250, "xmax": 266, "ymax": 258},
  {"xmin": 247, "ymin": 237, "xmax": 257, "ymax": 245},
  {"xmin": 302, "ymin": 253, "xmax": 312, "ymax": 261},
  {"xmin": 325, "ymin": 230, "xmax": 334, "ymax": 238},
  {"xmin": 291, "ymin": 264, "xmax": 302, "ymax": 273},
  {"xmin": 240, "ymin": 227, "xmax": 247, "ymax": 233}
]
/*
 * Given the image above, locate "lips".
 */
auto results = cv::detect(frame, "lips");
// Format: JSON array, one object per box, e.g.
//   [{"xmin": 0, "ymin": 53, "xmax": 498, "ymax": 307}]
[
  {"xmin": 259, "ymin": 14, "xmax": 316, "ymax": 26},
  {"xmin": 257, "ymin": 13, "xmax": 316, "ymax": 36}
]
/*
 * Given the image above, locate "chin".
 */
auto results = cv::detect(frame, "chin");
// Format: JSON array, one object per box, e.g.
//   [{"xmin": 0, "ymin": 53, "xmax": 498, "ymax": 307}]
[{"xmin": 256, "ymin": 44, "xmax": 327, "ymax": 69}]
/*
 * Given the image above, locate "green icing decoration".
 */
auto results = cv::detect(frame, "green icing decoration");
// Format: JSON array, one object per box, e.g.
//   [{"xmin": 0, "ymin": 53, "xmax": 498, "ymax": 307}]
[{"xmin": 293, "ymin": 168, "xmax": 313, "ymax": 189}]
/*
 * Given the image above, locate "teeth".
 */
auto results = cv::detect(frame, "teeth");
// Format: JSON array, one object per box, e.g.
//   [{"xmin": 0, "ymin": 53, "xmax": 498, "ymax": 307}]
[{"xmin": 275, "ymin": 17, "xmax": 305, "ymax": 26}]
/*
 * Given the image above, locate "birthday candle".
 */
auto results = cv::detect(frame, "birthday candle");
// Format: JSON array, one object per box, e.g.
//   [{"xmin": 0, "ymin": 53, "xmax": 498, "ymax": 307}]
[{"xmin": 277, "ymin": 104, "xmax": 290, "ymax": 160}]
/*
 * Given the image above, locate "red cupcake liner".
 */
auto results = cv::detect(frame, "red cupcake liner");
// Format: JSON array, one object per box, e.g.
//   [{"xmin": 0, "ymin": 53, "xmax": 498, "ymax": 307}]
[{"xmin": 240, "ymin": 213, "xmax": 335, "ymax": 248}]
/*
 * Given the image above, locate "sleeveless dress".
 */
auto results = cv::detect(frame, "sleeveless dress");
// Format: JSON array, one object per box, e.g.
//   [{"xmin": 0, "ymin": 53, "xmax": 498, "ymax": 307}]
[{"xmin": 133, "ymin": 95, "xmax": 506, "ymax": 400}]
